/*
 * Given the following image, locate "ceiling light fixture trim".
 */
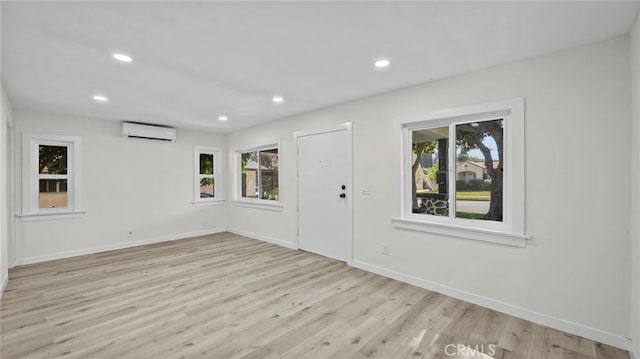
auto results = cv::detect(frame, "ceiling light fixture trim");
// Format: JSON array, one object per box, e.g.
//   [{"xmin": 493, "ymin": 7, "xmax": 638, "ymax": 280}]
[
  {"xmin": 374, "ymin": 58, "xmax": 391, "ymax": 69},
  {"xmin": 93, "ymin": 95, "xmax": 109, "ymax": 102},
  {"xmin": 112, "ymin": 53, "xmax": 133, "ymax": 63}
]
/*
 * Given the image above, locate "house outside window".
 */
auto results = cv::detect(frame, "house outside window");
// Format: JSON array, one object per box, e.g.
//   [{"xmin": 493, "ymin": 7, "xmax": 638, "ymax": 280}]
[{"xmin": 392, "ymin": 98, "xmax": 526, "ymax": 246}]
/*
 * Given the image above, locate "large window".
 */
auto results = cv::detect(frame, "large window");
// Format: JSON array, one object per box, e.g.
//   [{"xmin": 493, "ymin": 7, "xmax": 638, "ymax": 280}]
[
  {"xmin": 21, "ymin": 133, "xmax": 83, "ymax": 220},
  {"xmin": 393, "ymin": 98, "xmax": 526, "ymax": 246},
  {"xmin": 237, "ymin": 145, "xmax": 279, "ymax": 202},
  {"xmin": 193, "ymin": 146, "xmax": 222, "ymax": 204}
]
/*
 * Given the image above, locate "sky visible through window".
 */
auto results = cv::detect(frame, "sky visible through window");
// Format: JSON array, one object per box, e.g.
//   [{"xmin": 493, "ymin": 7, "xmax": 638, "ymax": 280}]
[{"xmin": 458, "ymin": 137, "xmax": 499, "ymax": 161}]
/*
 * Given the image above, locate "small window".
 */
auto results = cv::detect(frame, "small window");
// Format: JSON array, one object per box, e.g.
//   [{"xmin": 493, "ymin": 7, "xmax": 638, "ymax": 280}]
[
  {"xmin": 238, "ymin": 145, "xmax": 279, "ymax": 202},
  {"xmin": 194, "ymin": 146, "xmax": 222, "ymax": 204},
  {"xmin": 38, "ymin": 145, "xmax": 69, "ymax": 209},
  {"xmin": 22, "ymin": 133, "xmax": 82, "ymax": 220},
  {"xmin": 393, "ymin": 98, "xmax": 526, "ymax": 246}
]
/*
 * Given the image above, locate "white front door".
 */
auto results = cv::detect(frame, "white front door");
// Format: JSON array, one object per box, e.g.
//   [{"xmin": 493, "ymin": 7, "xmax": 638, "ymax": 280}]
[{"xmin": 296, "ymin": 125, "xmax": 351, "ymax": 262}]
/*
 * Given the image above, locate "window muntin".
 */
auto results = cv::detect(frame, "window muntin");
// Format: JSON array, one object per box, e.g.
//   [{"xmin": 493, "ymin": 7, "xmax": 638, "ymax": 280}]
[
  {"xmin": 396, "ymin": 98, "xmax": 525, "ymax": 246},
  {"xmin": 194, "ymin": 146, "xmax": 221, "ymax": 203},
  {"xmin": 239, "ymin": 147, "xmax": 279, "ymax": 201}
]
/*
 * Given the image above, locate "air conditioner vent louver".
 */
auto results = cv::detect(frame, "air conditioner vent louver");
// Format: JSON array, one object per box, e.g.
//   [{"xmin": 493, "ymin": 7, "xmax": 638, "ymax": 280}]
[{"xmin": 122, "ymin": 122, "xmax": 176, "ymax": 142}]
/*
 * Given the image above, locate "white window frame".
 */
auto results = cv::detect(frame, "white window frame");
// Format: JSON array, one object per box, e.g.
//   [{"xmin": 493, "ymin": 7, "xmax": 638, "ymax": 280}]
[
  {"xmin": 20, "ymin": 133, "xmax": 84, "ymax": 221},
  {"xmin": 392, "ymin": 98, "xmax": 527, "ymax": 247},
  {"xmin": 233, "ymin": 142, "xmax": 282, "ymax": 211},
  {"xmin": 192, "ymin": 145, "xmax": 223, "ymax": 206}
]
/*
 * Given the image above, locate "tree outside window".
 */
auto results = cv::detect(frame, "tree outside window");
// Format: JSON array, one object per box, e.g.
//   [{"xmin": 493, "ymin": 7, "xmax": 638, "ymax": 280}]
[
  {"xmin": 411, "ymin": 119, "xmax": 504, "ymax": 222},
  {"xmin": 240, "ymin": 148, "xmax": 279, "ymax": 201}
]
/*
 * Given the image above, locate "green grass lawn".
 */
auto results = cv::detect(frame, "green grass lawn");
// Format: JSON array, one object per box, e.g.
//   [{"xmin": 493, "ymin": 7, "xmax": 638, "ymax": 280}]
[
  {"xmin": 415, "ymin": 190, "xmax": 490, "ymax": 201},
  {"xmin": 456, "ymin": 212, "xmax": 487, "ymax": 220},
  {"xmin": 456, "ymin": 191, "xmax": 490, "ymax": 201}
]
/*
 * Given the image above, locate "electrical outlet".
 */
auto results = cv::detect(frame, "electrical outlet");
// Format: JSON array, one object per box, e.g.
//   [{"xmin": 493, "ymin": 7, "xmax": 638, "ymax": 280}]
[{"xmin": 382, "ymin": 243, "xmax": 389, "ymax": 255}]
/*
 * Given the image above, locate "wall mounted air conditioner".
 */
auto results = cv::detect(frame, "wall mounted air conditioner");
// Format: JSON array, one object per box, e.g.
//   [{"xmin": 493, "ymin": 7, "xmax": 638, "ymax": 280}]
[{"xmin": 122, "ymin": 122, "xmax": 177, "ymax": 142}]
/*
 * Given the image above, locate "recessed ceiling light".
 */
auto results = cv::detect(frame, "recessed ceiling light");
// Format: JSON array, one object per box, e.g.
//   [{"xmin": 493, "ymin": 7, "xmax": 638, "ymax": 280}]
[
  {"xmin": 112, "ymin": 53, "xmax": 133, "ymax": 63},
  {"xmin": 374, "ymin": 58, "xmax": 391, "ymax": 69},
  {"xmin": 272, "ymin": 96, "xmax": 284, "ymax": 103},
  {"xmin": 93, "ymin": 95, "xmax": 108, "ymax": 102},
  {"xmin": 218, "ymin": 115, "xmax": 228, "ymax": 121}
]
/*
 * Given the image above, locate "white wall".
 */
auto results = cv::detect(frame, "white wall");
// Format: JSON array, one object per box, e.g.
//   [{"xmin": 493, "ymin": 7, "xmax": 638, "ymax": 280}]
[
  {"xmin": 227, "ymin": 36, "xmax": 632, "ymax": 339},
  {"xmin": 13, "ymin": 110, "xmax": 227, "ymax": 263},
  {"xmin": 0, "ymin": 85, "xmax": 14, "ymax": 296},
  {"xmin": 630, "ymin": 14, "xmax": 640, "ymax": 358}
]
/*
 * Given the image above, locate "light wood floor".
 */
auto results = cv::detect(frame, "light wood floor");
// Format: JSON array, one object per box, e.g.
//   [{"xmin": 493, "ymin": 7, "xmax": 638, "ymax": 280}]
[{"xmin": 1, "ymin": 232, "xmax": 629, "ymax": 359}]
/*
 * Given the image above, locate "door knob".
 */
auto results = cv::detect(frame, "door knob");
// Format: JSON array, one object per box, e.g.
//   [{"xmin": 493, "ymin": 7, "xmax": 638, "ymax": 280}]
[{"xmin": 339, "ymin": 193, "xmax": 346, "ymax": 198}]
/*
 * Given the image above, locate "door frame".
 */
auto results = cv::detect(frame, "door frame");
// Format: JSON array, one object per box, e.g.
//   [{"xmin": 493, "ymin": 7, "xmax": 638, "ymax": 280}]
[
  {"xmin": 6, "ymin": 121, "xmax": 15, "ymax": 268},
  {"xmin": 293, "ymin": 123, "xmax": 353, "ymax": 265}
]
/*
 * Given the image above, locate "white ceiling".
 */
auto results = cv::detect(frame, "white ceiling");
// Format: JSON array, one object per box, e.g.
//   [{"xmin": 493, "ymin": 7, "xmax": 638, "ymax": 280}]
[{"xmin": 2, "ymin": 1, "xmax": 639, "ymax": 133}]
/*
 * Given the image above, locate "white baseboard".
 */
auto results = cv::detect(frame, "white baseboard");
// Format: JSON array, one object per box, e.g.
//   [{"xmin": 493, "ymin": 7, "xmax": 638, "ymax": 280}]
[
  {"xmin": 14, "ymin": 227, "xmax": 227, "ymax": 266},
  {"xmin": 352, "ymin": 260, "xmax": 634, "ymax": 354},
  {"xmin": 9, "ymin": 228, "xmax": 636, "ymax": 357},
  {"xmin": 0, "ymin": 274, "xmax": 7, "ymax": 298},
  {"xmin": 227, "ymin": 228, "xmax": 297, "ymax": 250}
]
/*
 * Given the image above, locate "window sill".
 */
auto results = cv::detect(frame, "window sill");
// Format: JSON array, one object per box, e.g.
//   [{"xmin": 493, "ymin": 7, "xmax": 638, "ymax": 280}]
[
  {"xmin": 19, "ymin": 210, "xmax": 86, "ymax": 222},
  {"xmin": 391, "ymin": 217, "xmax": 528, "ymax": 247},
  {"xmin": 232, "ymin": 200, "xmax": 283, "ymax": 212},
  {"xmin": 191, "ymin": 199, "xmax": 225, "ymax": 207}
]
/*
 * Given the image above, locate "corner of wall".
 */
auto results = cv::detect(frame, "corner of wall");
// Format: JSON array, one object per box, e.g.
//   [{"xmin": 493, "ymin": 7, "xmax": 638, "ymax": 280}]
[
  {"xmin": 630, "ymin": 12, "xmax": 640, "ymax": 359},
  {"xmin": 0, "ymin": 83, "xmax": 13, "ymax": 297}
]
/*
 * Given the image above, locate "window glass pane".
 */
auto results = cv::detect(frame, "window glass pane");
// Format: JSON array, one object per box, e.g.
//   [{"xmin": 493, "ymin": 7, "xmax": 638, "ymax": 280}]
[
  {"xmin": 39, "ymin": 179, "xmax": 68, "ymax": 208},
  {"xmin": 199, "ymin": 153, "xmax": 214, "ymax": 175},
  {"xmin": 241, "ymin": 151, "xmax": 258, "ymax": 198},
  {"xmin": 200, "ymin": 177, "xmax": 215, "ymax": 198},
  {"xmin": 455, "ymin": 119, "xmax": 503, "ymax": 222},
  {"xmin": 411, "ymin": 127, "xmax": 448, "ymax": 216},
  {"xmin": 39, "ymin": 145, "xmax": 67, "ymax": 174},
  {"xmin": 259, "ymin": 149, "xmax": 279, "ymax": 200}
]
